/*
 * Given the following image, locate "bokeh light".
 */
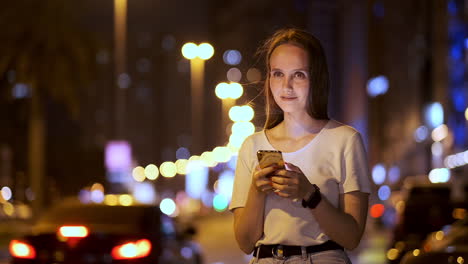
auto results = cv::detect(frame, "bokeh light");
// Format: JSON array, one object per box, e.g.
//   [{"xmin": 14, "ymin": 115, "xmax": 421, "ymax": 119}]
[
  {"xmin": 160, "ymin": 162, "xmax": 177, "ymax": 177},
  {"xmin": 372, "ymin": 164, "xmax": 386, "ymax": 185},
  {"xmin": 160, "ymin": 198, "xmax": 176, "ymax": 216},
  {"xmin": 227, "ymin": 68, "xmax": 242, "ymax": 82},
  {"xmin": 246, "ymin": 68, "xmax": 261, "ymax": 82},
  {"xmin": 181, "ymin": 43, "xmax": 197, "ymax": 59},
  {"xmin": 223, "ymin": 50, "xmax": 242, "ymax": 65},
  {"xmin": 1, "ymin": 186, "xmax": 12, "ymax": 201},
  {"xmin": 414, "ymin": 125, "xmax": 429, "ymax": 142},
  {"xmin": 198, "ymin": 43, "xmax": 214, "ymax": 60},
  {"xmin": 175, "ymin": 159, "xmax": 189, "ymax": 175},
  {"xmin": 428, "ymin": 168, "xmax": 451, "ymax": 183},
  {"xmin": 215, "ymin": 82, "xmax": 230, "ymax": 99},
  {"xmin": 431, "ymin": 124, "xmax": 448, "ymax": 142},
  {"xmin": 213, "ymin": 194, "xmax": 229, "ymax": 212},
  {"xmin": 119, "ymin": 194, "xmax": 133, "ymax": 206},
  {"xmin": 424, "ymin": 102, "xmax": 444, "ymax": 129},
  {"xmin": 367, "ymin": 75, "xmax": 389, "ymax": 97},
  {"xmin": 370, "ymin": 203, "xmax": 385, "ymax": 218},
  {"xmin": 132, "ymin": 166, "xmax": 146, "ymax": 182},
  {"xmin": 377, "ymin": 185, "xmax": 391, "ymax": 201},
  {"xmin": 144, "ymin": 164, "xmax": 159, "ymax": 180},
  {"xmin": 229, "ymin": 105, "xmax": 254, "ymax": 122}
]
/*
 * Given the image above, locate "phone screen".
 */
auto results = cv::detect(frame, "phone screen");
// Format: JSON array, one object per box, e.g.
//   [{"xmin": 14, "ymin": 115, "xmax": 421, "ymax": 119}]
[{"xmin": 257, "ymin": 150, "xmax": 284, "ymax": 169}]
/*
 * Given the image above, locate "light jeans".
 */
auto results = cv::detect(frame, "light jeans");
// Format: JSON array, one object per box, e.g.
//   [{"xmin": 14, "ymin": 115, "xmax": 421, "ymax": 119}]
[{"xmin": 249, "ymin": 249, "xmax": 352, "ymax": 264}]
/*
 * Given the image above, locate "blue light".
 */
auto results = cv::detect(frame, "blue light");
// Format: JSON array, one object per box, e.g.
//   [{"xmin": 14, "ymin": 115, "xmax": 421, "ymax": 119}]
[
  {"xmin": 218, "ymin": 170, "xmax": 234, "ymax": 201},
  {"xmin": 454, "ymin": 123, "xmax": 466, "ymax": 146},
  {"xmin": 448, "ymin": 0, "xmax": 457, "ymax": 15},
  {"xmin": 227, "ymin": 155, "xmax": 238, "ymax": 170},
  {"xmin": 176, "ymin": 147, "xmax": 190, "ymax": 159},
  {"xmin": 373, "ymin": 1, "xmax": 385, "ymax": 18},
  {"xmin": 186, "ymin": 161, "xmax": 208, "ymax": 199},
  {"xmin": 465, "ymin": 38, "xmax": 468, "ymax": 49},
  {"xmin": 452, "ymin": 90, "xmax": 466, "ymax": 112},
  {"xmin": 372, "ymin": 164, "xmax": 386, "ymax": 185},
  {"xmin": 223, "ymin": 50, "xmax": 242, "ymax": 65},
  {"xmin": 133, "ymin": 182, "xmax": 156, "ymax": 204},
  {"xmin": 450, "ymin": 46, "xmax": 463, "ymax": 60},
  {"xmin": 388, "ymin": 166, "xmax": 400, "ymax": 184},
  {"xmin": 12, "ymin": 83, "xmax": 30, "ymax": 99},
  {"xmin": 424, "ymin": 102, "xmax": 444, "ymax": 129},
  {"xmin": 414, "ymin": 126, "xmax": 429, "ymax": 142},
  {"xmin": 367, "ymin": 76, "xmax": 389, "ymax": 97},
  {"xmin": 378, "ymin": 185, "xmax": 391, "ymax": 201}
]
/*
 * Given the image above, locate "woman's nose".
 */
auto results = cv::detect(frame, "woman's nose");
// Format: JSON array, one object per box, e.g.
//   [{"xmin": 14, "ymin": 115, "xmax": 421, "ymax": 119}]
[{"xmin": 283, "ymin": 75, "xmax": 293, "ymax": 89}]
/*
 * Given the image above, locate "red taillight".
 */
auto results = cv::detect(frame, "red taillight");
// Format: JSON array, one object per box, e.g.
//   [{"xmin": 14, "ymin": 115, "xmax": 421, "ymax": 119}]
[
  {"xmin": 9, "ymin": 240, "xmax": 36, "ymax": 259},
  {"xmin": 111, "ymin": 239, "xmax": 152, "ymax": 260},
  {"xmin": 58, "ymin": 226, "xmax": 89, "ymax": 238}
]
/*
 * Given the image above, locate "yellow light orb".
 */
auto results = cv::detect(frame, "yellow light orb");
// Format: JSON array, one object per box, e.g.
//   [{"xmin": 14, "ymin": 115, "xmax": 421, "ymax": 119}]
[
  {"xmin": 215, "ymin": 82, "xmax": 230, "ymax": 99},
  {"xmin": 119, "ymin": 194, "xmax": 133, "ymax": 206},
  {"xmin": 3, "ymin": 202, "xmax": 14, "ymax": 216},
  {"xmin": 465, "ymin": 107, "xmax": 468, "ymax": 121},
  {"xmin": 104, "ymin": 194, "xmax": 118, "ymax": 206},
  {"xmin": 229, "ymin": 133, "xmax": 247, "ymax": 148},
  {"xmin": 198, "ymin": 43, "xmax": 214, "ymax": 60},
  {"xmin": 160, "ymin": 161, "xmax": 177, "ymax": 177},
  {"xmin": 229, "ymin": 106, "xmax": 242, "ymax": 122},
  {"xmin": 144, "ymin": 164, "xmax": 159, "ymax": 180},
  {"xmin": 181, "ymin": 42, "xmax": 198, "ymax": 60},
  {"xmin": 212, "ymin": 146, "xmax": 231, "ymax": 163},
  {"xmin": 239, "ymin": 105, "xmax": 254, "ymax": 121},
  {"xmin": 231, "ymin": 122, "xmax": 255, "ymax": 137},
  {"xmin": 132, "ymin": 166, "xmax": 146, "ymax": 182},
  {"xmin": 91, "ymin": 183, "xmax": 104, "ymax": 192},
  {"xmin": 412, "ymin": 249, "xmax": 420, "ymax": 256},
  {"xmin": 229, "ymin": 82, "xmax": 243, "ymax": 99},
  {"xmin": 175, "ymin": 159, "xmax": 189, "ymax": 175},
  {"xmin": 386, "ymin": 248, "xmax": 399, "ymax": 261},
  {"xmin": 201, "ymin": 151, "xmax": 217, "ymax": 167}
]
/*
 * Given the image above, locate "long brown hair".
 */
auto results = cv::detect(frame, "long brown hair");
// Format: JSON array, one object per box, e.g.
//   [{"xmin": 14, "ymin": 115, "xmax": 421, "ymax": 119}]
[{"xmin": 260, "ymin": 28, "xmax": 330, "ymax": 129}]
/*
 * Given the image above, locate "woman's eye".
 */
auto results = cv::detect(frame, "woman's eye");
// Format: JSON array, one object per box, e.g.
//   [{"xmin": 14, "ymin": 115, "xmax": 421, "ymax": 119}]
[
  {"xmin": 294, "ymin": 72, "xmax": 307, "ymax": 79},
  {"xmin": 271, "ymin": 71, "xmax": 283, "ymax": 78}
]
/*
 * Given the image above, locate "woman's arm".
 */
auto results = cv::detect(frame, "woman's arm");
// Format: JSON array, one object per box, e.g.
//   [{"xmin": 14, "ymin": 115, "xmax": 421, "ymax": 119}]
[
  {"xmin": 232, "ymin": 166, "xmax": 277, "ymax": 254},
  {"xmin": 311, "ymin": 191, "xmax": 369, "ymax": 250},
  {"xmin": 270, "ymin": 163, "xmax": 369, "ymax": 250}
]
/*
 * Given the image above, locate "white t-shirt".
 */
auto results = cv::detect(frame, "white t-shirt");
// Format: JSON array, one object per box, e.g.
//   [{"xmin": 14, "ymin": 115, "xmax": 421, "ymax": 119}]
[{"xmin": 229, "ymin": 119, "xmax": 371, "ymax": 246}]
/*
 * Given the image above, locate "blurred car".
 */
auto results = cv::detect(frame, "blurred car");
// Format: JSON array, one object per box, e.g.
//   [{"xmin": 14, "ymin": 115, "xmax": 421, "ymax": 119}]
[
  {"xmin": 399, "ymin": 214, "xmax": 468, "ymax": 264},
  {"xmin": 386, "ymin": 179, "xmax": 456, "ymax": 263},
  {"xmin": 8, "ymin": 197, "xmax": 202, "ymax": 264}
]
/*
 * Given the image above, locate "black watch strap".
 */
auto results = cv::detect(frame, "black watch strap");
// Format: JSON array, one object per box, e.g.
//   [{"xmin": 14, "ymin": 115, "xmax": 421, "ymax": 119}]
[{"xmin": 302, "ymin": 184, "xmax": 321, "ymax": 209}]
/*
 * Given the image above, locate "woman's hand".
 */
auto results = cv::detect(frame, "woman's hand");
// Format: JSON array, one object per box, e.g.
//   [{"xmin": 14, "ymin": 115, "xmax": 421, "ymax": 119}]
[
  {"xmin": 251, "ymin": 165, "xmax": 278, "ymax": 194},
  {"xmin": 270, "ymin": 162, "xmax": 313, "ymax": 200}
]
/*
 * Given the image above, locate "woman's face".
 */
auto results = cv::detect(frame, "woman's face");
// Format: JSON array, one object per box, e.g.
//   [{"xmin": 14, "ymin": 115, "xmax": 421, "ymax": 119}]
[{"xmin": 269, "ymin": 43, "xmax": 310, "ymax": 115}]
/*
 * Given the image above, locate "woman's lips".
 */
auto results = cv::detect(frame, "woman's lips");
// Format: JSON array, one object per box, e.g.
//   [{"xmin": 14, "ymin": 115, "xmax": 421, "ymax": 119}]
[{"xmin": 281, "ymin": 96, "xmax": 297, "ymax": 100}]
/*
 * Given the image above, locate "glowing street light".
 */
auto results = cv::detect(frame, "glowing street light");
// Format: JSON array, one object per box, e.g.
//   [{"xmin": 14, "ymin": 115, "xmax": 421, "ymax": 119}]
[
  {"xmin": 215, "ymin": 82, "xmax": 244, "ymax": 140},
  {"xmin": 181, "ymin": 42, "xmax": 214, "ymax": 154}
]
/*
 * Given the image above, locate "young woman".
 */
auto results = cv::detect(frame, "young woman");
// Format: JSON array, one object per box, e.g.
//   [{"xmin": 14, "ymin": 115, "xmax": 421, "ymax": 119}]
[{"xmin": 229, "ymin": 28, "xmax": 371, "ymax": 264}]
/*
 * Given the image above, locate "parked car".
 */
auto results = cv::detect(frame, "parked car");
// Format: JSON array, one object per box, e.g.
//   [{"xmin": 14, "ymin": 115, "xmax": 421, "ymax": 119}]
[
  {"xmin": 386, "ymin": 179, "xmax": 456, "ymax": 263},
  {"xmin": 399, "ymin": 214, "xmax": 468, "ymax": 264},
  {"xmin": 8, "ymin": 197, "xmax": 202, "ymax": 264}
]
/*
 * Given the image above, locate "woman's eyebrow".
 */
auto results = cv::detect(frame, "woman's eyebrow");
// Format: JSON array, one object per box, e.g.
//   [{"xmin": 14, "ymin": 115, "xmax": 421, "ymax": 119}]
[{"xmin": 270, "ymin": 68, "xmax": 308, "ymax": 72}]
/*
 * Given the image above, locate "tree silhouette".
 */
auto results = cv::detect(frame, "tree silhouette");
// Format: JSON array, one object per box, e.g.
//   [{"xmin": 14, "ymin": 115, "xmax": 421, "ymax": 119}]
[{"xmin": 0, "ymin": 0, "xmax": 96, "ymax": 217}]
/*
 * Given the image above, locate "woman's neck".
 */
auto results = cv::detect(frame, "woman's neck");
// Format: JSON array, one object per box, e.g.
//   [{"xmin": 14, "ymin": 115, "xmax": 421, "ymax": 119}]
[{"xmin": 276, "ymin": 112, "xmax": 327, "ymax": 139}]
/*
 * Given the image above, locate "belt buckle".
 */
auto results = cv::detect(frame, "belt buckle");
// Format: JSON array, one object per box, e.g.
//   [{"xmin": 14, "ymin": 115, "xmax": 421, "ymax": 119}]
[{"xmin": 272, "ymin": 245, "xmax": 286, "ymax": 260}]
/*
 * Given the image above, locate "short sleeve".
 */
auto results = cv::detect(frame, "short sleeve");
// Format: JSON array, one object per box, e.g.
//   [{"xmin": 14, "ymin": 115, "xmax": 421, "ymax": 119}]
[
  {"xmin": 229, "ymin": 137, "xmax": 255, "ymax": 211},
  {"xmin": 340, "ymin": 132, "xmax": 372, "ymax": 194}
]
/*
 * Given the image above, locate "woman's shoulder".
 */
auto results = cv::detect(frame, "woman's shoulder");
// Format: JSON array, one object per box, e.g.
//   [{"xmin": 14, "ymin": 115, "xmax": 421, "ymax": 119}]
[{"xmin": 324, "ymin": 119, "xmax": 361, "ymax": 139}]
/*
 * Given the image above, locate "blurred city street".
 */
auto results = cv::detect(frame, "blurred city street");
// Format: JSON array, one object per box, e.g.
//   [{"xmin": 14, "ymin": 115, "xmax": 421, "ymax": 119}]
[{"xmin": 1, "ymin": 0, "xmax": 467, "ymax": 264}]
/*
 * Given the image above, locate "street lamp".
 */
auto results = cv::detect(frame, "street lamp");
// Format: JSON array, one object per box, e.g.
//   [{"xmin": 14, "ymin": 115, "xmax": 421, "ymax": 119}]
[{"xmin": 181, "ymin": 42, "xmax": 214, "ymax": 154}]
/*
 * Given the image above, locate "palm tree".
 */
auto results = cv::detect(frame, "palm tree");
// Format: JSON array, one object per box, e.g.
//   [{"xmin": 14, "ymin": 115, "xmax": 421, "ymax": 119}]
[{"xmin": 0, "ymin": 0, "xmax": 96, "ymax": 217}]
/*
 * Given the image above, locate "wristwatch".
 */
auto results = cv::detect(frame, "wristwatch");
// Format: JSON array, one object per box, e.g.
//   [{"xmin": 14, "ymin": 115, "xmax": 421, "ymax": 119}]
[{"xmin": 302, "ymin": 184, "xmax": 321, "ymax": 209}]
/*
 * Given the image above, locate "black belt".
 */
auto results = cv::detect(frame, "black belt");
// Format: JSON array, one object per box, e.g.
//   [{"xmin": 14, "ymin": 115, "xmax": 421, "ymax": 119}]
[{"xmin": 253, "ymin": 240, "xmax": 343, "ymax": 259}]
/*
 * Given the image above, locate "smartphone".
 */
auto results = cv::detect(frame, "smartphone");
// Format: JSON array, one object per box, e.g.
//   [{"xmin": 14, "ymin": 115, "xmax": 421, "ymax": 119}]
[{"xmin": 257, "ymin": 150, "xmax": 285, "ymax": 169}]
